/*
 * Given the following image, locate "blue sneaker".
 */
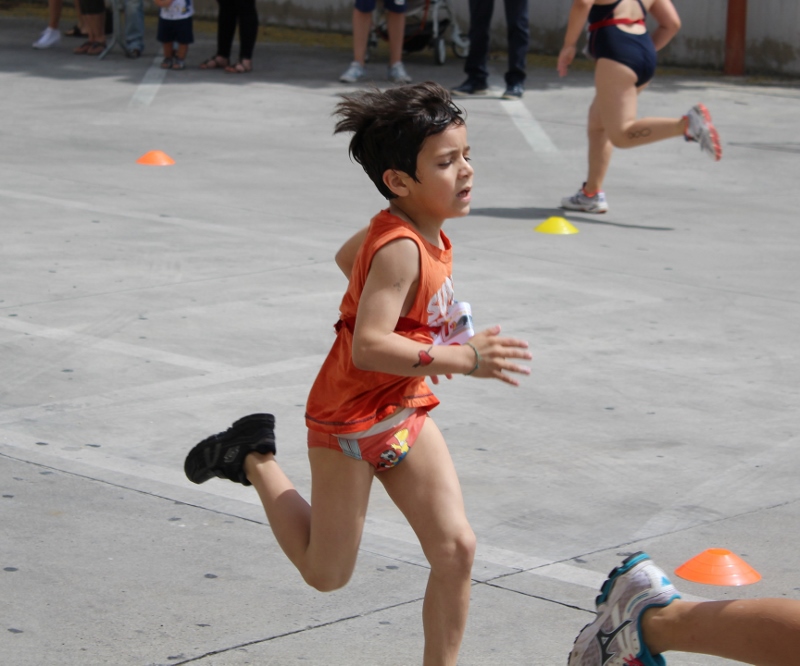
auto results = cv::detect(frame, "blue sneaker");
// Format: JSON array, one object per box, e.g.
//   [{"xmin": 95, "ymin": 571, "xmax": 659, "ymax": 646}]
[{"xmin": 568, "ymin": 552, "xmax": 681, "ymax": 666}]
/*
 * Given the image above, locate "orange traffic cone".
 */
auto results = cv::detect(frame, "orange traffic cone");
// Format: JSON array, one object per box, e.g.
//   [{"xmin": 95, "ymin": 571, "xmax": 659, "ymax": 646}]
[
  {"xmin": 675, "ymin": 548, "xmax": 761, "ymax": 586},
  {"xmin": 136, "ymin": 150, "xmax": 175, "ymax": 166}
]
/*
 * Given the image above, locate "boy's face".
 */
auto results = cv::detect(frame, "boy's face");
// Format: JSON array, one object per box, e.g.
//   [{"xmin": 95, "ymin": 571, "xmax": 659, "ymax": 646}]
[{"xmin": 403, "ymin": 123, "xmax": 473, "ymax": 223}]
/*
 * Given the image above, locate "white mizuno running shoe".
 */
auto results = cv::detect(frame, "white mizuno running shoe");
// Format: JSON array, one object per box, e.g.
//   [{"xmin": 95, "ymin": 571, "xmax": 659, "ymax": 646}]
[
  {"xmin": 561, "ymin": 184, "xmax": 609, "ymax": 214},
  {"xmin": 685, "ymin": 104, "xmax": 722, "ymax": 161},
  {"xmin": 567, "ymin": 552, "xmax": 681, "ymax": 666}
]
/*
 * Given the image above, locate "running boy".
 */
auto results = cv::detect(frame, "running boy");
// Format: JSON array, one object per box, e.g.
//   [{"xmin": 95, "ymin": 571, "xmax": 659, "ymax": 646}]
[
  {"xmin": 154, "ymin": 0, "xmax": 193, "ymax": 70},
  {"xmin": 184, "ymin": 82, "xmax": 532, "ymax": 666}
]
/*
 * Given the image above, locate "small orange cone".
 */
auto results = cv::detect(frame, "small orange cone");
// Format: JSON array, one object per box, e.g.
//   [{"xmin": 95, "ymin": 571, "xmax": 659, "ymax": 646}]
[
  {"xmin": 675, "ymin": 548, "xmax": 761, "ymax": 586},
  {"xmin": 136, "ymin": 150, "xmax": 175, "ymax": 166}
]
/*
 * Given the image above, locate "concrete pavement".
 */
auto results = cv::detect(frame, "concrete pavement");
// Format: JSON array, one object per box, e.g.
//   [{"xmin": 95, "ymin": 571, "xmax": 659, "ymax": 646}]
[{"xmin": 2, "ymin": 15, "xmax": 800, "ymax": 666}]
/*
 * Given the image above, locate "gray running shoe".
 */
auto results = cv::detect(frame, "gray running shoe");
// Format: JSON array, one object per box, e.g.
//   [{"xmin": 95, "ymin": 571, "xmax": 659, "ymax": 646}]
[
  {"xmin": 387, "ymin": 61, "xmax": 412, "ymax": 83},
  {"xmin": 339, "ymin": 61, "xmax": 365, "ymax": 83},
  {"xmin": 567, "ymin": 552, "xmax": 681, "ymax": 666},
  {"xmin": 685, "ymin": 103, "xmax": 722, "ymax": 161},
  {"xmin": 561, "ymin": 185, "xmax": 609, "ymax": 214}
]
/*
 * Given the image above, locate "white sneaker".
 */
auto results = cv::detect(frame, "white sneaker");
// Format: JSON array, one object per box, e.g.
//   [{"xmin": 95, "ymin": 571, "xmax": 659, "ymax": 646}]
[
  {"xmin": 561, "ymin": 184, "xmax": 609, "ymax": 214},
  {"xmin": 685, "ymin": 103, "xmax": 722, "ymax": 161},
  {"xmin": 387, "ymin": 61, "xmax": 412, "ymax": 84},
  {"xmin": 339, "ymin": 61, "xmax": 365, "ymax": 83},
  {"xmin": 568, "ymin": 552, "xmax": 681, "ymax": 666},
  {"xmin": 33, "ymin": 27, "xmax": 61, "ymax": 49}
]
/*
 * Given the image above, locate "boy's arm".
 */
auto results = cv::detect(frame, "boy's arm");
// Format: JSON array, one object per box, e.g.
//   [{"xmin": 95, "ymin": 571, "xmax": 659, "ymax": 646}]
[
  {"xmin": 352, "ymin": 239, "xmax": 531, "ymax": 385},
  {"xmin": 335, "ymin": 226, "xmax": 369, "ymax": 279}
]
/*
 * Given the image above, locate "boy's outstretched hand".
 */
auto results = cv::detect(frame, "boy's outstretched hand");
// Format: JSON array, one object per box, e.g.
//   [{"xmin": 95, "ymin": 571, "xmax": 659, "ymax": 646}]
[{"xmin": 466, "ymin": 325, "xmax": 531, "ymax": 386}]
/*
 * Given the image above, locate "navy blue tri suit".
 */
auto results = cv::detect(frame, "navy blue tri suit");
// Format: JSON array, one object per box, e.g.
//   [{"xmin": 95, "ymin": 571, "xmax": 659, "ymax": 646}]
[{"xmin": 587, "ymin": 0, "xmax": 657, "ymax": 87}]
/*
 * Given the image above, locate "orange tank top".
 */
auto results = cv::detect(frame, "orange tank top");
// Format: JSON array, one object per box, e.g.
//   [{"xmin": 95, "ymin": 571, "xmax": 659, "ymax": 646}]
[{"xmin": 305, "ymin": 209, "xmax": 454, "ymax": 434}]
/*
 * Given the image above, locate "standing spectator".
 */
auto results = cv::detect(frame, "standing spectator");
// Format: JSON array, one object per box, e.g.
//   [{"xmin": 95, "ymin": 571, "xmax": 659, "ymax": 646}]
[
  {"xmin": 198, "ymin": 0, "xmax": 259, "ymax": 73},
  {"xmin": 73, "ymin": 0, "xmax": 107, "ymax": 56},
  {"xmin": 155, "ymin": 0, "xmax": 194, "ymax": 70},
  {"xmin": 452, "ymin": 0, "xmax": 530, "ymax": 99},
  {"xmin": 33, "ymin": 0, "xmax": 86, "ymax": 49},
  {"xmin": 124, "ymin": 0, "xmax": 146, "ymax": 58},
  {"xmin": 339, "ymin": 0, "xmax": 411, "ymax": 84}
]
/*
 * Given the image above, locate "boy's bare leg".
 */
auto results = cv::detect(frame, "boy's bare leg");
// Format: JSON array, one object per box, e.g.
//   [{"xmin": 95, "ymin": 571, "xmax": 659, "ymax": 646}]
[
  {"xmin": 244, "ymin": 448, "xmax": 375, "ymax": 591},
  {"xmin": 378, "ymin": 418, "xmax": 476, "ymax": 666},
  {"xmin": 642, "ymin": 598, "xmax": 800, "ymax": 666}
]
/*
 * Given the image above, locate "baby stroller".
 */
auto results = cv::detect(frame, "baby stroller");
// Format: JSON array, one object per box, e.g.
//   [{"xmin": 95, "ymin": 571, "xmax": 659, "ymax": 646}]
[{"xmin": 369, "ymin": 0, "xmax": 470, "ymax": 65}]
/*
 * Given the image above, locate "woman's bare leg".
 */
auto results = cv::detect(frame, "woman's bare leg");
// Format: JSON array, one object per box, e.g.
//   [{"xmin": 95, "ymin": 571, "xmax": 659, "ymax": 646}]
[
  {"xmin": 584, "ymin": 97, "xmax": 614, "ymax": 194},
  {"xmin": 378, "ymin": 418, "xmax": 476, "ymax": 666},
  {"xmin": 244, "ymin": 448, "xmax": 375, "ymax": 591},
  {"xmin": 593, "ymin": 58, "xmax": 685, "ymax": 149},
  {"xmin": 642, "ymin": 598, "xmax": 800, "ymax": 666}
]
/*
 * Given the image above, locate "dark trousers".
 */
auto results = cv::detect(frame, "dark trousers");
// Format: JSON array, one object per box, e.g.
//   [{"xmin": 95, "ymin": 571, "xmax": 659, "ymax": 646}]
[
  {"xmin": 465, "ymin": 0, "xmax": 529, "ymax": 86},
  {"xmin": 217, "ymin": 0, "xmax": 259, "ymax": 61}
]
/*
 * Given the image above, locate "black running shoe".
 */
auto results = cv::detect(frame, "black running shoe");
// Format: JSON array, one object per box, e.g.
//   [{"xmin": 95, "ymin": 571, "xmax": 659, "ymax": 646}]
[
  {"xmin": 451, "ymin": 78, "xmax": 489, "ymax": 96},
  {"xmin": 184, "ymin": 413, "xmax": 276, "ymax": 486}
]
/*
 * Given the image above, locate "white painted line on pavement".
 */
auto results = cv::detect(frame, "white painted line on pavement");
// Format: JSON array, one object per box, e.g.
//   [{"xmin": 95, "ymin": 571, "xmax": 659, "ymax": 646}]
[
  {"xmin": 0, "ymin": 316, "xmax": 233, "ymax": 374},
  {"xmin": 501, "ymin": 99, "xmax": 560, "ymax": 155},
  {"xmin": 129, "ymin": 56, "xmax": 167, "ymax": 108},
  {"xmin": 0, "ymin": 188, "xmax": 250, "ymax": 237}
]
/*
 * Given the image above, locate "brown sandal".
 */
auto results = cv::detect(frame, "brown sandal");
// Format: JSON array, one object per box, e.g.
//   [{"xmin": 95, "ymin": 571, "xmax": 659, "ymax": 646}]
[
  {"xmin": 200, "ymin": 55, "xmax": 228, "ymax": 69},
  {"xmin": 86, "ymin": 42, "xmax": 107, "ymax": 56},
  {"xmin": 225, "ymin": 60, "xmax": 252, "ymax": 74},
  {"xmin": 73, "ymin": 40, "xmax": 93, "ymax": 54}
]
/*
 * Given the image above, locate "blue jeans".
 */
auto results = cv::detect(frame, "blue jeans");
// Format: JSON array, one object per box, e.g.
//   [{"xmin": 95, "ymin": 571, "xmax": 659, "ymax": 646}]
[
  {"xmin": 124, "ymin": 0, "xmax": 145, "ymax": 52},
  {"xmin": 465, "ymin": 0, "xmax": 529, "ymax": 86}
]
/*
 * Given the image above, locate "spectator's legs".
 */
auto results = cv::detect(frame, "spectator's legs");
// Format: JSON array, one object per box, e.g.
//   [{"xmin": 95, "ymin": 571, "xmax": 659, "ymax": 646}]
[
  {"xmin": 351, "ymin": 8, "xmax": 372, "ymax": 65},
  {"xmin": 47, "ymin": 0, "xmax": 63, "ymax": 30},
  {"xmin": 464, "ymin": 0, "xmax": 493, "ymax": 83},
  {"xmin": 385, "ymin": 9, "xmax": 405, "ymax": 67},
  {"xmin": 84, "ymin": 11, "xmax": 105, "ymax": 44},
  {"xmin": 503, "ymin": 0, "xmax": 528, "ymax": 86},
  {"xmin": 216, "ymin": 0, "xmax": 238, "ymax": 60},
  {"xmin": 124, "ymin": 0, "xmax": 145, "ymax": 52},
  {"xmin": 75, "ymin": 2, "xmax": 85, "ymax": 33},
  {"xmin": 235, "ymin": 0, "xmax": 258, "ymax": 61}
]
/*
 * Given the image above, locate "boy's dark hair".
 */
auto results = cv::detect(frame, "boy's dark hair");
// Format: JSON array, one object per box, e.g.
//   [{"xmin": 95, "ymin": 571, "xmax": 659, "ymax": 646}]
[{"xmin": 333, "ymin": 81, "xmax": 466, "ymax": 200}]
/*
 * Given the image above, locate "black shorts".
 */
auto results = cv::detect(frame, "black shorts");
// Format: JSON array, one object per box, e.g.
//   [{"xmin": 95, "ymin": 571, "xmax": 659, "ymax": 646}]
[
  {"xmin": 157, "ymin": 16, "xmax": 194, "ymax": 45},
  {"xmin": 79, "ymin": 0, "xmax": 105, "ymax": 15}
]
